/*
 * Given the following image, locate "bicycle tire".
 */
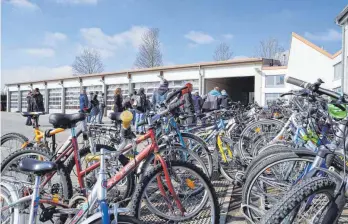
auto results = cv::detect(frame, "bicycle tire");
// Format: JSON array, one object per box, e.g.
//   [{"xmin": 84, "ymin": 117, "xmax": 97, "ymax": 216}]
[
  {"xmin": 131, "ymin": 160, "xmax": 220, "ymax": 223},
  {"xmin": 260, "ymin": 177, "xmax": 336, "ymax": 224},
  {"xmin": 89, "ymin": 214, "xmax": 143, "ymax": 224},
  {"xmin": 65, "ymin": 145, "xmax": 135, "ymax": 206},
  {"xmin": 1, "ymin": 132, "xmax": 30, "ymax": 161},
  {"xmin": 1, "ymin": 147, "xmax": 73, "ymax": 223},
  {"xmin": 243, "ymin": 145, "xmax": 292, "ymax": 180},
  {"xmin": 242, "ymin": 151, "xmax": 316, "ymax": 223}
]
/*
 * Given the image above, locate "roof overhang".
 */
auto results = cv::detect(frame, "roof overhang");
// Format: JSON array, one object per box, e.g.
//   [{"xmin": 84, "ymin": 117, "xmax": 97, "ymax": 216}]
[
  {"xmin": 336, "ymin": 6, "xmax": 348, "ymax": 25},
  {"xmin": 5, "ymin": 58, "xmax": 263, "ymax": 86}
]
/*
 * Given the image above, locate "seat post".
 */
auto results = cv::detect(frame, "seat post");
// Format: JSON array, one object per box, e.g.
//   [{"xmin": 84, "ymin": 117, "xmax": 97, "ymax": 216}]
[{"xmin": 28, "ymin": 175, "xmax": 41, "ymax": 224}]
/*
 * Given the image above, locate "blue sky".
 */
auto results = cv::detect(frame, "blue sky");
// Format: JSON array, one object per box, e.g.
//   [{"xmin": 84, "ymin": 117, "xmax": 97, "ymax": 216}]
[{"xmin": 1, "ymin": 0, "xmax": 347, "ymax": 86}]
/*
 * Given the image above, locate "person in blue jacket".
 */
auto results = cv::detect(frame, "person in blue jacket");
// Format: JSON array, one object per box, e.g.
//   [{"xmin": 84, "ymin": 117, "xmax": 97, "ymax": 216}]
[{"xmin": 79, "ymin": 89, "xmax": 88, "ymax": 112}]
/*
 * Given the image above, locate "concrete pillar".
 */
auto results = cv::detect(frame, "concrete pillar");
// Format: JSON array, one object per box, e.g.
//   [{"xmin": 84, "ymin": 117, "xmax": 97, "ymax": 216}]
[
  {"xmin": 44, "ymin": 82, "xmax": 49, "ymax": 114},
  {"xmin": 6, "ymin": 88, "xmax": 10, "ymax": 112},
  {"xmin": 60, "ymin": 82, "xmax": 65, "ymax": 114},
  {"xmin": 17, "ymin": 85, "xmax": 21, "ymax": 112},
  {"xmin": 200, "ymin": 67, "xmax": 205, "ymax": 95},
  {"xmin": 342, "ymin": 22, "xmax": 348, "ymax": 92},
  {"xmin": 101, "ymin": 78, "xmax": 107, "ymax": 116},
  {"xmin": 128, "ymin": 73, "xmax": 133, "ymax": 95}
]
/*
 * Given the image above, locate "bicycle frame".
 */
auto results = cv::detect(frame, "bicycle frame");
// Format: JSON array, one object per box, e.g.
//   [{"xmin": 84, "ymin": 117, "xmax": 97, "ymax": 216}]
[{"xmin": 68, "ymin": 126, "xmax": 185, "ymax": 223}]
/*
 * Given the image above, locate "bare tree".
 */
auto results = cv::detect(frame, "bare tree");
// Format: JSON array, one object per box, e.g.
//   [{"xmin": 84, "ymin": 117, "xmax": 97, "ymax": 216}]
[
  {"xmin": 213, "ymin": 42, "xmax": 233, "ymax": 61},
  {"xmin": 255, "ymin": 38, "xmax": 285, "ymax": 61},
  {"xmin": 72, "ymin": 48, "xmax": 104, "ymax": 75},
  {"xmin": 134, "ymin": 28, "xmax": 163, "ymax": 68}
]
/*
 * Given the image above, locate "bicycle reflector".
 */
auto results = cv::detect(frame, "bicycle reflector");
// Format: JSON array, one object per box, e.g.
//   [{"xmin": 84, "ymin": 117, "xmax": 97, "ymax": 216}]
[{"xmin": 120, "ymin": 110, "xmax": 133, "ymax": 129}]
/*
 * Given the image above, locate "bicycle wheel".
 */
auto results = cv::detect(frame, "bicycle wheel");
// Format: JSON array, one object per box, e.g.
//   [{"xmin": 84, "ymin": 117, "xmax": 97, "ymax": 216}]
[
  {"xmin": 238, "ymin": 119, "xmax": 285, "ymax": 159},
  {"xmin": 1, "ymin": 132, "xmax": 29, "ymax": 161},
  {"xmin": 261, "ymin": 177, "xmax": 336, "ymax": 224},
  {"xmin": 1, "ymin": 147, "xmax": 73, "ymax": 223},
  {"xmin": 180, "ymin": 132, "xmax": 214, "ymax": 178},
  {"xmin": 243, "ymin": 144, "xmax": 292, "ymax": 180},
  {"xmin": 141, "ymin": 145, "xmax": 209, "ymax": 182},
  {"xmin": 241, "ymin": 151, "xmax": 316, "ymax": 223},
  {"xmin": 89, "ymin": 214, "xmax": 143, "ymax": 224},
  {"xmin": 131, "ymin": 161, "xmax": 220, "ymax": 223},
  {"xmin": 0, "ymin": 182, "xmax": 20, "ymax": 224},
  {"xmin": 65, "ymin": 145, "xmax": 135, "ymax": 206}
]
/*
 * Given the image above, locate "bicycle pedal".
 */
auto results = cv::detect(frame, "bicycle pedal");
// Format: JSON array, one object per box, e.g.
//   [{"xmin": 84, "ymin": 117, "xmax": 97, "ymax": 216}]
[{"xmin": 39, "ymin": 206, "xmax": 57, "ymax": 222}]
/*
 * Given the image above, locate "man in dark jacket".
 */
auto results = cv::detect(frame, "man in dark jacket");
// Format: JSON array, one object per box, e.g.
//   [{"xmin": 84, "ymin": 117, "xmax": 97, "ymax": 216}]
[
  {"xmin": 134, "ymin": 88, "xmax": 147, "ymax": 134},
  {"xmin": 152, "ymin": 79, "xmax": 169, "ymax": 107},
  {"xmin": 25, "ymin": 91, "xmax": 33, "ymax": 126},
  {"xmin": 219, "ymin": 89, "xmax": 231, "ymax": 108},
  {"xmin": 192, "ymin": 91, "xmax": 203, "ymax": 114},
  {"xmin": 32, "ymin": 88, "xmax": 45, "ymax": 112}
]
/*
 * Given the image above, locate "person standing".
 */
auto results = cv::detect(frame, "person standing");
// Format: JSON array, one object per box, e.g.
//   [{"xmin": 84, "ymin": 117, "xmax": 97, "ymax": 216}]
[
  {"xmin": 219, "ymin": 89, "xmax": 231, "ymax": 108},
  {"xmin": 202, "ymin": 87, "xmax": 221, "ymax": 112},
  {"xmin": 25, "ymin": 91, "xmax": 33, "ymax": 126},
  {"xmin": 32, "ymin": 88, "xmax": 45, "ymax": 112},
  {"xmin": 79, "ymin": 89, "xmax": 88, "ymax": 112},
  {"xmin": 192, "ymin": 91, "xmax": 203, "ymax": 114},
  {"xmin": 152, "ymin": 79, "xmax": 169, "ymax": 107},
  {"xmin": 90, "ymin": 92, "xmax": 100, "ymax": 123},
  {"xmin": 98, "ymin": 92, "xmax": 106, "ymax": 124},
  {"xmin": 181, "ymin": 83, "xmax": 195, "ymax": 124},
  {"xmin": 87, "ymin": 92, "xmax": 94, "ymax": 122},
  {"xmin": 113, "ymin": 88, "xmax": 123, "ymax": 112},
  {"xmin": 134, "ymin": 88, "xmax": 147, "ymax": 134}
]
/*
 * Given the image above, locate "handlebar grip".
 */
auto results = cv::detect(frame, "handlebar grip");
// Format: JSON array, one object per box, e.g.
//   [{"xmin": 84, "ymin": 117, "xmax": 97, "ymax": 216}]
[
  {"xmin": 165, "ymin": 86, "xmax": 188, "ymax": 104},
  {"xmin": 285, "ymin": 76, "xmax": 310, "ymax": 88},
  {"xmin": 136, "ymin": 120, "xmax": 148, "ymax": 127},
  {"xmin": 280, "ymin": 92, "xmax": 293, "ymax": 97},
  {"xmin": 317, "ymin": 87, "xmax": 340, "ymax": 100}
]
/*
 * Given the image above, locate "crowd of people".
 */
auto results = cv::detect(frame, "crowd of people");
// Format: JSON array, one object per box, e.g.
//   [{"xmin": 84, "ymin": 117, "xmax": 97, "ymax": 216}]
[
  {"xmin": 25, "ymin": 88, "xmax": 45, "ymax": 125},
  {"xmin": 25, "ymin": 81, "xmax": 230, "ymax": 131},
  {"xmin": 77, "ymin": 79, "xmax": 231, "ymax": 133}
]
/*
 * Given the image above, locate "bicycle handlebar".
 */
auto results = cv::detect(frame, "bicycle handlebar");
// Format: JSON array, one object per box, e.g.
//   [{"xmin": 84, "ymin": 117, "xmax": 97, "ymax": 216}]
[
  {"xmin": 286, "ymin": 76, "xmax": 340, "ymax": 100},
  {"xmin": 165, "ymin": 86, "xmax": 188, "ymax": 105}
]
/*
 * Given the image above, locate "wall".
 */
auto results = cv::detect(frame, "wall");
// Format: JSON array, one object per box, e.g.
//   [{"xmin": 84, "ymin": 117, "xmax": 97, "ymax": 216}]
[
  {"xmin": 287, "ymin": 36, "xmax": 333, "ymax": 89},
  {"xmin": 261, "ymin": 68, "xmax": 288, "ymax": 105}
]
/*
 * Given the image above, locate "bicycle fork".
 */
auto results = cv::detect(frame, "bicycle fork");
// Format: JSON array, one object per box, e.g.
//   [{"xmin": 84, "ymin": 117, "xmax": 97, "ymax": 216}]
[{"xmin": 154, "ymin": 153, "xmax": 186, "ymax": 215}]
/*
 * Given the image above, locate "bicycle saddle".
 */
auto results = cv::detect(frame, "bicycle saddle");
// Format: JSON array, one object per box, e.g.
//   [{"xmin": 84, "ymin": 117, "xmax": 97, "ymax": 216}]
[
  {"xmin": 21, "ymin": 112, "xmax": 45, "ymax": 118},
  {"xmin": 49, "ymin": 113, "xmax": 86, "ymax": 129},
  {"xmin": 19, "ymin": 158, "xmax": 57, "ymax": 175}
]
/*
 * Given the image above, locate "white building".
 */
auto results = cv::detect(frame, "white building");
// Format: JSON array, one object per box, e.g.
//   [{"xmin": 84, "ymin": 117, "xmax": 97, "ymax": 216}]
[{"xmin": 5, "ymin": 32, "xmax": 343, "ymax": 114}]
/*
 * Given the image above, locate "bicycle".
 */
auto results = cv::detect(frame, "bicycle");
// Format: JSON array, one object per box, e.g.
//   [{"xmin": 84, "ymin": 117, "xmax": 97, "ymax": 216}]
[{"xmin": 258, "ymin": 76, "xmax": 348, "ymax": 224}]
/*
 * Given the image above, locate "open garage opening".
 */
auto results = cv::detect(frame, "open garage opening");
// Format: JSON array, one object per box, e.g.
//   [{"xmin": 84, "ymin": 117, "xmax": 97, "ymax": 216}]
[{"xmin": 204, "ymin": 76, "xmax": 255, "ymax": 105}]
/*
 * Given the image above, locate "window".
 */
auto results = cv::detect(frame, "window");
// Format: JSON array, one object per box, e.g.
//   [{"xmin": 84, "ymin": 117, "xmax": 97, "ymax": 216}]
[
  {"xmin": 21, "ymin": 91, "xmax": 29, "ymax": 110},
  {"xmin": 133, "ymin": 82, "xmax": 159, "ymax": 96},
  {"xmin": 265, "ymin": 93, "xmax": 281, "ymax": 104},
  {"xmin": 334, "ymin": 62, "xmax": 342, "ymax": 80},
  {"xmin": 265, "ymin": 75, "xmax": 285, "ymax": 88},
  {"xmin": 49, "ymin": 88, "xmax": 62, "ymax": 109},
  {"xmin": 10, "ymin": 92, "xmax": 18, "ymax": 109},
  {"xmin": 65, "ymin": 87, "xmax": 80, "ymax": 110},
  {"xmin": 106, "ymin": 84, "xmax": 129, "ymax": 110},
  {"xmin": 333, "ymin": 87, "xmax": 342, "ymax": 93},
  {"xmin": 84, "ymin": 85, "xmax": 102, "ymax": 94}
]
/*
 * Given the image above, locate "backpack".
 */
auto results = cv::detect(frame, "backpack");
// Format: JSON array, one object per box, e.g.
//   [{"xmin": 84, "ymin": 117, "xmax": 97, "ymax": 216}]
[{"xmin": 132, "ymin": 94, "xmax": 145, "ymax": 111}]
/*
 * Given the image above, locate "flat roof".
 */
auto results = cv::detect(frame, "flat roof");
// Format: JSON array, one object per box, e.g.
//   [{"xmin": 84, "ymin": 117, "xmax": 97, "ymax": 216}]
[
  {"xmin": 5, "ymin": 58, "xmax": 263, "ymax": 86},
  {"xmin": 336, "ymin": 6, "xmax": 348, "ymax": 25}
]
